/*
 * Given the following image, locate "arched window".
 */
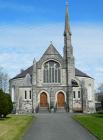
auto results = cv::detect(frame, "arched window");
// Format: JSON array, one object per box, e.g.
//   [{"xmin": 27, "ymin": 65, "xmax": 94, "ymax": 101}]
[{"xmin": 44, "ymin": 60, "xmax": 61, "ymax": 83}]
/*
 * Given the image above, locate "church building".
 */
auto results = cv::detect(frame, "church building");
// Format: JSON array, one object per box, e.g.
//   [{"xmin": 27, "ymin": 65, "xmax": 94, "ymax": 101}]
[{"xmin": 10, "ymin": 1, "xmax": 95, "ymax": 113}]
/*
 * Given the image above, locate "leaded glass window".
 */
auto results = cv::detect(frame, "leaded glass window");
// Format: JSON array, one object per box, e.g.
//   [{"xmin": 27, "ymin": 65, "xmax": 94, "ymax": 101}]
[
  {"xmin": 44, "ymin": 60, "xmax": 61, "ymax": 83},
  {"xmin": 25, "ymin": 91, "xmax": 27, "ymax": 99},
  {"xmin": 78, "ymin": 91, "xmax": 81, "ymax": 98}
]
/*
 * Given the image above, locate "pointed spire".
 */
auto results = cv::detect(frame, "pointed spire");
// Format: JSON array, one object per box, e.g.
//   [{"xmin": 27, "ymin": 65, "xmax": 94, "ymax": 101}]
[
  {"xmin": 33, "ymin": 57, "xmax": 36, "ymax": 64},
  {"xmin": 64, "ymin": 0, "xmax": 71, "ymax": 36}
]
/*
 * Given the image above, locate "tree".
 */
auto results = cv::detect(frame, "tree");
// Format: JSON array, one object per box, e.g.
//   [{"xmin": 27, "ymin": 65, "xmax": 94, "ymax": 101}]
[
  {"xmin": 96, "ymin": 84, "xmax": 103, "ymax": 112},
  {"xmin": 0, "ymin": 67, "xmax": 9, "ymax": 92},
  {"xmin": 0, "ymin": 90, "xmax": 13, "ymax": 118},
  {"xmin": 98, "ymin": 84, "xmax": 103, "ymax": 93},
  {"xmin": 101, "ymin": 98, "xmax": 103, "ymax": 110}
]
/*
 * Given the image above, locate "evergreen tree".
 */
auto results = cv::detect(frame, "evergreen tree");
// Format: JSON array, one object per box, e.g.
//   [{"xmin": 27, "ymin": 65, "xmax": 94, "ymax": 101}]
[
  {"xmin": 0, "ymin": 90, "xmax": 13, "ymax": 118},
  {"xmin": 101, "ymin": 98, "xmax": 103, "ymax": 110}
]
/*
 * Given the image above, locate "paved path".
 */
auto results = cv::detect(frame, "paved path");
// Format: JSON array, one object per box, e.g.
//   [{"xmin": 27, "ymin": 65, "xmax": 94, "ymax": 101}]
[{"xmin": 23, "ymin": 113, "xmax": 98, "ymax": 140}]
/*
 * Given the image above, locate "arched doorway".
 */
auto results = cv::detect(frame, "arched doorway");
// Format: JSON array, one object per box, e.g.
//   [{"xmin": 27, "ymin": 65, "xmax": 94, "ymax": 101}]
[
  {"xmin": 40, "ymin": 92, "xmax": 48, "ymax": 107},
  {"xmin": 57, "ymin": 92, "xmax": 65, "ymax": 107}
]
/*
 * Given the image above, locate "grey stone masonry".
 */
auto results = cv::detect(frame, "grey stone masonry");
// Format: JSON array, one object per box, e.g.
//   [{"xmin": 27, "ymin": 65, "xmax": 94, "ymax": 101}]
[{"xmin": 9, "ymin": 1, "xmax": 96, "ymax": 114}]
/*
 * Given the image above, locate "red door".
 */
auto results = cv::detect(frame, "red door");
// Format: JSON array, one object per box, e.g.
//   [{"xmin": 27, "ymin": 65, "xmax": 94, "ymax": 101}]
[
  {"xmin": 57, "ymin": 92, "xmax": 65, "ymax": 107},
  {"xmin": 40, "ymin": 92, "xmax": 48, "ymax": 107}
]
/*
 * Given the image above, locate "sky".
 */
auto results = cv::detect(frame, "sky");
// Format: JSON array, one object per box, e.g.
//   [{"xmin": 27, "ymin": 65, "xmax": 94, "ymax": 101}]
[{"xmin": 0, "ymin": 0, "xmax": 103, "ymax": 89}]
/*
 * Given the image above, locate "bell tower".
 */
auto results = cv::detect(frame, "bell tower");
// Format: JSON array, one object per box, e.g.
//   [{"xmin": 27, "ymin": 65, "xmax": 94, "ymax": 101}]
[{"xmin": 64, "ymin": 0, "xmax": 75, "ymax": 112}]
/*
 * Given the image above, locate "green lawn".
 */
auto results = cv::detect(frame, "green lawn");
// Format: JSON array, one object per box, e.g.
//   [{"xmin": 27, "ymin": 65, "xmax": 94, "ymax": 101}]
[
  {"xmin": 73, "ymin": 113, "xmax": 103, "ymax": 140},
  {"xmin": 0, "ymin": 115, "xmax": 33, "ymax": 140}
]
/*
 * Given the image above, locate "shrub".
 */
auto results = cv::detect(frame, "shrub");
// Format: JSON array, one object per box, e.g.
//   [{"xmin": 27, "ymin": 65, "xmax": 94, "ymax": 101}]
[
  {"xmin": 101, "ymin": 98, "xmax": 103, "ymax": 110},
  {"xmin": 0, "ymin": 90, "xmax": 13, "ymax": 118},
  {"xmin": 97, "ymin": 110, "xmax": 103, "ymax": 114}
]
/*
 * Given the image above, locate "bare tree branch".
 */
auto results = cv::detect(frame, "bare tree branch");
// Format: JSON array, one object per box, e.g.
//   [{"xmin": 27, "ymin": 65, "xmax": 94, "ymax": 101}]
[{"xmin": 0, "ymin": 66, "xmax": 9, "ymax": 93}]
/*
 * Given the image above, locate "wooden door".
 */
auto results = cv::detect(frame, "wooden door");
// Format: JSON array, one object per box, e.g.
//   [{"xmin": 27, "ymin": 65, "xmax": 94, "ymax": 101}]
[
  {"xmin": 57, "ymin": 92, "xmax": 65, "ymax": 107},
  {"xmin": 40, "ymin": 92, "xmax": 48, "ymax": 107}
]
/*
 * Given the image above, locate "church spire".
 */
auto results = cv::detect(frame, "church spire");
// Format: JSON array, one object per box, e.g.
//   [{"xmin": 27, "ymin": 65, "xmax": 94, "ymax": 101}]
[{"xmin": 64, "ymin": 0, "xmax": 71, "ymax": 36}]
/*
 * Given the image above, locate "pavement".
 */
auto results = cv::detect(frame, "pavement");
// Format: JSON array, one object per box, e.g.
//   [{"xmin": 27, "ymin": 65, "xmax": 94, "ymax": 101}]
[{"xmin": 22, "ymin": 113, "xmax": 98, "ymax": 140}]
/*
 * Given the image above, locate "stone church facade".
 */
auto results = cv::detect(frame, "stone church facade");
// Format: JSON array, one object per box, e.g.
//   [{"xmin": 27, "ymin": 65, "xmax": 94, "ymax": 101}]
[{"xmin": 10, "ymin": 2, "xmax": 95, "ymax": 114}]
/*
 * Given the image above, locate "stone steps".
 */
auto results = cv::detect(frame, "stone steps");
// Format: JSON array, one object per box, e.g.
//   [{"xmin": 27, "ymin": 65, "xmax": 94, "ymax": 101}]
[
  {"xmin": 56, "ymin": 107, "xmax": 66, "ymax": 113},
  {"xmin": 39, "ymin": 107, "xmax": 66, "ymax": 113},
  {"xmin": 39, "ymin": 107, "xmax": 49, "ymax": 113}
]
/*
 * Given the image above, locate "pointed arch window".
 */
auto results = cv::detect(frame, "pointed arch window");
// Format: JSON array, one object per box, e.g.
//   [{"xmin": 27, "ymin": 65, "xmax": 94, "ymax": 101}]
[{"xmin": 44, "ymin": 60, "xmax": 61, "ymax": 83}]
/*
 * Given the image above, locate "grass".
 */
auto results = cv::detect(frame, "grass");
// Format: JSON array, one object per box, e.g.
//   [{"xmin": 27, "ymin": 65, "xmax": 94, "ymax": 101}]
[
  {"xmin": 73, "ymin": 113, "xmax": 103, "ymax": 140},
  {"xmin": 0, "ymin": 115, "xmax": 34, "ymax": 140}
]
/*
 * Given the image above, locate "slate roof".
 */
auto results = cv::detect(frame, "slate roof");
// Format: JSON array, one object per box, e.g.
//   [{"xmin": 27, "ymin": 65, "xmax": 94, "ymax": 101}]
[
  {"xmin": 44, "ymin": 44, "xmax": 60, "ymax": 55},
  {"xmin": 75, "ymin": 68, "xmax": 92, "ymax": 78},
  {"xmin": 11, "ymin": 66, "xmax": 92, "ymax": 80},
  {"xmin": 39, "ymin": 44, "xmax": 63, "ymax": 61}
]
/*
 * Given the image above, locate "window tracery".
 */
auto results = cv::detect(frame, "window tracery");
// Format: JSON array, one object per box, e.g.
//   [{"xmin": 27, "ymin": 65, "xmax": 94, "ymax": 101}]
[{"xmin": 44, "ymin": 60, "xmax": 61, "ymax": 83}]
